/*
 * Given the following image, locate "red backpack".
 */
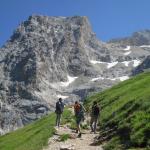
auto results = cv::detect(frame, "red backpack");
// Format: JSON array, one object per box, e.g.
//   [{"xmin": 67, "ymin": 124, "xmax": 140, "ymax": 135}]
[{"xmin": 74, "ymin": 103, "xmax": 81, "ymax": 113}]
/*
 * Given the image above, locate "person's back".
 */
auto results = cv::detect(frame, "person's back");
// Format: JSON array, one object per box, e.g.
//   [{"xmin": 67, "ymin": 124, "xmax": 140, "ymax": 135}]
[
  {"xmin": 74, "ymin": 102, "xmax": 81, "ymax": 116},
  {"xmin": 90, "ymin": 101, "xmax": 100, "ymax": 133},
  {"xmin": 74, "ymin": 101, "xmax": 85, "ymax": 137},
  {"xmin": 55, "ymin": 98, "xmax": 64, "ymax": 127},
  {"xmin": 56, "ymin": 99, "xmax": 64, "ymax": 114},
  {"xmin": 91, "ymin": 104, "xmax": 100, "ymax": 117}
]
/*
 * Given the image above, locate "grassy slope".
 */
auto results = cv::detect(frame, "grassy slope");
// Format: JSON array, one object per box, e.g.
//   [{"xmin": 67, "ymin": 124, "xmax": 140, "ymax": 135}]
[
  {"xmin": 1, "ymin": 72, "xmax": 150, "ymax": 150},
  {"xmin": 0, "ymin": 109, "xmax": 72, "ymax": 150},
  {"xmin": 84, "ymin": 72, "xmax": 150, "ymax": 150}
]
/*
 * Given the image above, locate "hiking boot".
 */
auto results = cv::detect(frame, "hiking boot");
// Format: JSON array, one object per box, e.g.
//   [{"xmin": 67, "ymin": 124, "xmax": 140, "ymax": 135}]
[{"xmin": 77, "ymin": 133, "xmax": 82, "ymax": 138}]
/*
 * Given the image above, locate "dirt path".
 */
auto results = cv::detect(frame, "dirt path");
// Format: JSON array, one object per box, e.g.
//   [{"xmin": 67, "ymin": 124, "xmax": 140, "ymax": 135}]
[{"xmin": 43, "ymin": 125, "xmax": 103, "ymax": 150}]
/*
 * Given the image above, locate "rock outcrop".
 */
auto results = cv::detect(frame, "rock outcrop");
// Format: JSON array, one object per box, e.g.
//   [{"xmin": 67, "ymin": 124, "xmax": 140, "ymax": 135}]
[
  {"xmin": 0, "ymin": 15, "xmax": 150, "ymax": 135},
  {"xmin": 109, "ymin": 30, "xmax": 150, "ymax": 46},
  {"xmin": 132, "ymin": 55, "xmax": 150, "ymax": 75}
]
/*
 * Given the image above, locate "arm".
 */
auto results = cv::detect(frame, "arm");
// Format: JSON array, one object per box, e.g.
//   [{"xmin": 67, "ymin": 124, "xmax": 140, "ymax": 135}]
[
  {"xmin": 81, "ymin": 104, "xmax": 86, "ymax": 112},
  {"xmin": 80, "ymin": 104, "xmax": 86, "ymax": 112},
  {"xmin": 98, "ymin": 106, "xmax": 101, "ymax": 117}
]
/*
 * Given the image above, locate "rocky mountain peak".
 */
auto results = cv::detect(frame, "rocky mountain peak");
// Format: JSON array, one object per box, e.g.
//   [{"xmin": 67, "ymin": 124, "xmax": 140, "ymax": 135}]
[
  {"xmin": 10, "ymin": 15, "xmax": 93, "ymax": 44},
  {"xmin": 0, "ymin": 15, "xmax": 150, "ymax": 135}
]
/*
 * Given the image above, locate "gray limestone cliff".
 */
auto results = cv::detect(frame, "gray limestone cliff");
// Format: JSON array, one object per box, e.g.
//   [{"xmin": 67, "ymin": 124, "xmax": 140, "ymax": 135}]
[{"xmin": 0, "ymin": 15, "xmax": 150, "ymax": 135}]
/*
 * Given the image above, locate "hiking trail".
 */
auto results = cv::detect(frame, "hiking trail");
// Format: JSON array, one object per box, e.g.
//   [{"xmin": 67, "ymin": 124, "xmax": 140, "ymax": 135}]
[
  {"xmin": 43, "ymin": 125, "xmax": 103, "ymax": 150},
  {"xmin": 43, "ymin": 108, "xmax": 103, "ymax": 150}
]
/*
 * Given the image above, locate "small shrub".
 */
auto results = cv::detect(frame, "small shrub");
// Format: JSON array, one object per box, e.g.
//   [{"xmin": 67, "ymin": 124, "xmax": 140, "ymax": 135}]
[
  {"xmin": 103, "ymin": 136, "xmax": 125, "ymax": 150},
  {"xmin": 60, "ymin": 134, "xmax": 70, "ymax": 141},
  {"xmin": 81, "ymin": 123, "xmax": 89, "ymax": 129}
]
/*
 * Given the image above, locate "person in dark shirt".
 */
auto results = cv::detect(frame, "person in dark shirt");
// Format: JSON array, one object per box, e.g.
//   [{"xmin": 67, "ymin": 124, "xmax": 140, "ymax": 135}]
[
  {"xmin": 90, "ymin": 101, "xmax": 100, "ymax": 133},
  {"xmin": 55, "ymin": 98, "xmax": 64, "ymax": 127}
]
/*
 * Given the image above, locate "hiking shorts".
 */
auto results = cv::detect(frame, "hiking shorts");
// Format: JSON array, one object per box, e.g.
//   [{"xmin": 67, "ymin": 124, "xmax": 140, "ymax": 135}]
[
  {"xmin": 76, "ymin": 114, "xmax": 84, "ymax": 125},
  {"xmin": 76, "ymin": 117, "xmax": 82, "ymax": 125},
  {"xmin": 90, "ymin": 115, "xmax": 98, "ymax": 124}
]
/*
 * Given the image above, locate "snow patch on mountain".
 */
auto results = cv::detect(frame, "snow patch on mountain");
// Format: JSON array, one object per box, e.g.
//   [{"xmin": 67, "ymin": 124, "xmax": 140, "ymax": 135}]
[
  {"xmin": 124, "ymin": 51, "xmax": 131, "ymax": 56},
  {"xmin": 121, "ymin": 60, "xmax": 141, "ymax": 67},
  {"xmin": 122, "ymin": 61, "xmax": 131, "ymax": 67},
  {"xmin": 133, "ymin": 60, "xmax": 141, "ymax": 67},
  {"xmin": 140, "ymin": 45, "xmax": 150, "ymax": 48},
  {"xmin": 91, "ymin": 76, "xmax": 104, "ymax": 81},
  {"xmin": 118, "ymin": 76, "xmax": 130, "ymax": 81},
  {"xmin": 123, "ymin": 46, "xmax": 131, "ymax": 51},
  {"xmin": 90, "ymin": 60, "xmax": 118, "ymax": 68},
  {"xmin": 107, "ymin": 62, "xmax": 118, "ymax": 68},
  {"xmin": 91, "ymin": 76, "xmax": 129, "ymax": 82},
  {"xmin": 60, "ymin": 75, "xmax": 78, "ymax": 87},
  {"xmin": 107, "ymin": 76, "xmax": 129, "ymax": 81},
  {"xmin": 123, "ymin": 46, "xmax": 131, "ymax": 55},
  {"xmin": 90, "ymin": 60, "xmax": 105, "ymax": 64},
  {"xmin": 56, "ymin": 94, "xmax": 69, "ymax": 99}
]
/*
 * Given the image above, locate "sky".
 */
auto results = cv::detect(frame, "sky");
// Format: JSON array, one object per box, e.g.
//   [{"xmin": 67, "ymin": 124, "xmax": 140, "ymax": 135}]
[{"xmin": 0, "ymin": 0, "xmax": 150, "ymax": 47}]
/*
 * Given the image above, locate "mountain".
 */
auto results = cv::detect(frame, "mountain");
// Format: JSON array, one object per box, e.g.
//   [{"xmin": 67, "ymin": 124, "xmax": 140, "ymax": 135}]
[
  {"xmin": 85, "ymin": 72, "xmax": 150, "ymax": 149},
  {"xmin": 132, "ymin": 55, "xmax": 150, "ymax": 75},
  {"xmin": 109, "ymin": 30, "xmax": 150, "ymax": 46},
  {"xmin": 0, "ymin": 15, "xmax": 150, "ymax": 135}
]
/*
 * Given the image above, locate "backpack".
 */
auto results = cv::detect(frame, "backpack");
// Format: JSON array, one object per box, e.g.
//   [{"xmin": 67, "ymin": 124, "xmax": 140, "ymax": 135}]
[
  {"xmin": 74, "ymin": 104, "xmax": 85, "ymax": 120},
  {"xmin": 74, "ymin": 103, "xmax": 81, "ymax": 114},
  {"xmin": 92, "ymin": 105, "xmax": 100, "ymax": 116},
  {"xmin": 55, "ymin": 101, "xmax": 64, "ymax": 114}
]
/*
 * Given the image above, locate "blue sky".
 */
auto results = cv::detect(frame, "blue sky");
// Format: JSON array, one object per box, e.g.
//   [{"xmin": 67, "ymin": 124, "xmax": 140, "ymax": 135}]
[{"xmin": 0, "ymin": 0, "xmax": 150, "ymax": 47}]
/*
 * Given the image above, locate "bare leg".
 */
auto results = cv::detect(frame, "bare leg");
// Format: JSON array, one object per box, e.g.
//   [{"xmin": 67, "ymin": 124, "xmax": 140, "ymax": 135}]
[
  {"xmin": 77, "ymin": 123, "xmax": 82, "ymax": 137},
  {"xmin": 93, "ymin": 117, "xmax": 98, "ymax": 133},
  {"xmin": 58, "ymin": 114, "xmax": 61, "ymax": 127},
  {"xmin": 90, "ymin": 117, "xmax": 94, "ymax": 132},
  {"xmin": 77, "ymin": 124, "xmax": 81, "ymax": 133},
  {"xmin": 56, "ymin": 114, "xmax": 61, "ymax": 127},
  {"xmin": 56, "ymin": 114, "xmax": 58, "ymax": 126}
]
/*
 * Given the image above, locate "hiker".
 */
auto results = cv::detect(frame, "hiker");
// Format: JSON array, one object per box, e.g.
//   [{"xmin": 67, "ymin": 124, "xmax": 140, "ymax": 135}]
[
  {"xmin": 55, "ymin": 98, "xmax": 64, "ymax": 127},
  {"xmin": 90, "ymin": 101, "xmax": 100, "ymax": 133},
  {"xmin": 74, "ymin": 101, "xmax": 86, "ymax": 137}
]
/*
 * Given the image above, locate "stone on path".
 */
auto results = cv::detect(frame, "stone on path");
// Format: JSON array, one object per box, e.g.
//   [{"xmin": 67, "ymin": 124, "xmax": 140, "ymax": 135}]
[{"xmin": 60, "ymin": 144, "xmax": 75, "ymax": 150}]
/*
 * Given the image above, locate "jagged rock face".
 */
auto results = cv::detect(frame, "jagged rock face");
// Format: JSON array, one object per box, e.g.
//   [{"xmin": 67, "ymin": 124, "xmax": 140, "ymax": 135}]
[
  {"xmin": 109, "ymin": 30, "xmax": 150, "ymax": 46},
  {"xmin": 0, "ymin": 15, "xmax": 150, "ymax": 135},
  {"xmin": 132, "ymin": 55, "xmax": 150, "ymax": 75}
]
